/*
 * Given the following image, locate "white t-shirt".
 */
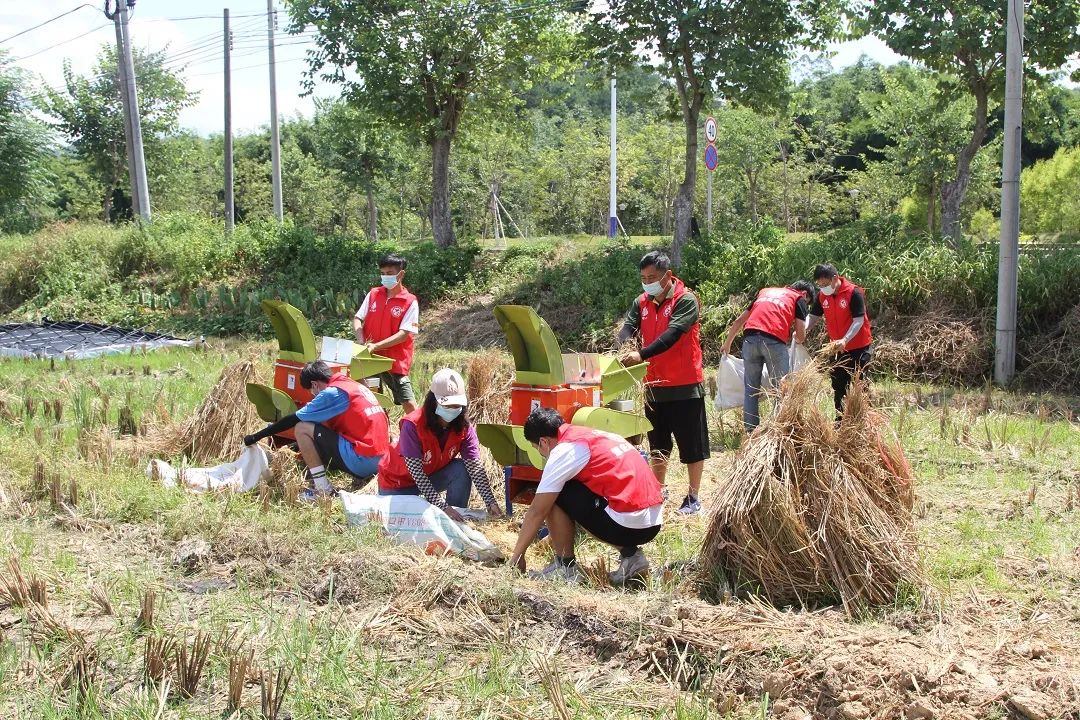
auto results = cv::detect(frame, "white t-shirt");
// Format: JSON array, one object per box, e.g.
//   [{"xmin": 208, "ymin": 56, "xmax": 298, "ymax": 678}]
[
  {"xmin": 535, "ymin": 442, "xmax": 663, "ymax": 529},
  {"xmin": 354, "ymin": 289, "xmax": 419, "ymax": 339}
]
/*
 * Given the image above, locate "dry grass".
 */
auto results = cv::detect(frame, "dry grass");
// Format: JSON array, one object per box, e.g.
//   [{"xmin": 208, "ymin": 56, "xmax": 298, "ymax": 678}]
[
  {"xmin": 699, "ymin": 362, "xmax": 925, "ymax": 614},
  {"xmin": 140, "ymin": 360, "xmax": 263, "ymax": 464},
  {"xmin": 0, "ymin": 556, "xmax": 47, "ymax": 609},
  {"xmin": 260, "ymin": 665, "xmax": 292, "ymax": 720},
  {"xmin": 143, "ymin": 633, "xmax": 175, "ymax": 685},
  {"xmin": 134, "ymin": 589, "xmax": 156, "ymax": 632},
  {"xmin": 89, "ymin": 583, "xmax": 113, "ymax": 616},
  {"xmin": 874, "ymin": 310, "xmax": 991, "ymax": 385},
  {"xmin": 265, "ymin": 446, "xmax": 304, "ymax": 504},
  {"xmin": 174, "ymin": 631, "xmax": 211, "ymax": 699},
  {"xmin": 465, "ymin": 350, "xmax": 513, "ymax": 426},
  {"xmin": 227, "ymin": 645, "xmax": 255, "ymax": 714},
  {"xmin": 1018, "ymin": 302, "xmax": 1080, "ymax": 392}
]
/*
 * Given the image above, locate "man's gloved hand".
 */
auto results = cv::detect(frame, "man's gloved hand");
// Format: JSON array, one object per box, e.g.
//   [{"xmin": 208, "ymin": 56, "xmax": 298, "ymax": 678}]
[{"xmin": 243, "ymin": 434, "xmax": 258, "ymax": 447}]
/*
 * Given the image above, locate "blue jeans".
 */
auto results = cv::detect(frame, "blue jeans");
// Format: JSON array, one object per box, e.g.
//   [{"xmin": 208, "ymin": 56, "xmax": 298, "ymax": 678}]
[
  {"xmin": 742, "ymin": 334, "xmax": 791, "ymax": 433},
  {"xmin": 378, "ymin": 458, "xmax": 472, "ymax": 508}
]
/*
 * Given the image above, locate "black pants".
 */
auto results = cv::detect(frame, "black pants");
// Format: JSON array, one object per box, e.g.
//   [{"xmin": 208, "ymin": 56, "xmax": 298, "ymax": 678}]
[
  {"xmin": 831, "ymin": 346, "xmax": 872, "ymax": 415},
  {"xmin": 555, "ymin": 481, "xmax": 660, "ymax": 556}
]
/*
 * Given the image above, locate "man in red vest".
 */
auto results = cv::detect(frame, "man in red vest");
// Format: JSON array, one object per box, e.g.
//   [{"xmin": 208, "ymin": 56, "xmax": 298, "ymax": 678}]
[
  {"xmin": 808, "ymin": 264, "xmax": 874, "ymax": 416},
  {"xmin": 377, "ymin": 368, "xmax": 503, "ymax": 522},
  {"xmin": 618, "ymin": 250, "xmax": 708, "ymax": 515},
  {"xmin": 720, "ymin": 281, "xmax": 816, "ymax": 433},
  {"xmin": 352, "ymin": 254, "xmax": 419, "ymax": 413},
  {"xmin": 508, "ymin": 407, "xmax": 664, "ymax": 586},
  {"xmin": 244, "ymin": 360, "xmax": 390, "ymax": 502}
]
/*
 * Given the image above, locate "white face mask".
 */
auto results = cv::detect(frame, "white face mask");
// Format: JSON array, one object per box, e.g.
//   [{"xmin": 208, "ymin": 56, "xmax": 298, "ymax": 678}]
[
  {"xmin": 642, "ymin": 280, "xmax": 664, "ymax": 296},
  {"xmin": 380, "ymin": 274, "xmax": 399, "ymax": 289},
  {"xmin": 819, "ymin": 285, "xmax": 836, "ymax": 296},
  {"xmin": 434, "ymin": 405, "xmax": 462, "ymax": 422}
]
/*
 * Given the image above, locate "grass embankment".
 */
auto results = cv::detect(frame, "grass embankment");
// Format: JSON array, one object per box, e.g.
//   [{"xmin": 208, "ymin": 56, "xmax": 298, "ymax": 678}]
[
  {"xmin": 2, "ymin": 214, "xmax": 1079, "ymax": 390},
  {"xmin": 0, "ymin": 346, "xmax": 1077, "ymax": 718}
]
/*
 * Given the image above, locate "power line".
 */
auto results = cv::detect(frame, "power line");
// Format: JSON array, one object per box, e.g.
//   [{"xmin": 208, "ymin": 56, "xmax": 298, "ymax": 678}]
[
  {"xmin": 8, "ymin": 22, "xmax": 113, "ymax": 62},
  {"xmin": 0, "ymin": 3, "xmax": 96, "ymax": 46}
]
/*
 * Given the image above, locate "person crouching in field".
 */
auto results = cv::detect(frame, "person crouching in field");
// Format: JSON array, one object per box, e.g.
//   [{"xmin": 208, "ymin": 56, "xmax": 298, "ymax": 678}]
[
  {"xmin": 720, "ymin": 281, "xmax": 816, "ymax": 433},
  {"xmin": 509, "ymin": 407, "xmax": 664, "ymax": 586},
  {"xmin": 376, "ymin": 368, "xmax": 503, "ymax": 521},
  {"xmin": 244, "ymin": 360, "xmax": 390, "ymax": 502}
]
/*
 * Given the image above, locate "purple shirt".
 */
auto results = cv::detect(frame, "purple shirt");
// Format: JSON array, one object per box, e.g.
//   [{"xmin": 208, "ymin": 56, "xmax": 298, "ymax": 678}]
[{"xmin": 397, "ymin": 417, "xmax": 480, "ymax": 460}]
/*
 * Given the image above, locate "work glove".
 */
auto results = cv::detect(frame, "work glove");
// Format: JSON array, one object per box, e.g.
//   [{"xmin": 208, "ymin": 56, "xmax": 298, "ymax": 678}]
[{"xmin": 243, "ymin": 434, "xmax": 258, "ymax": 447}]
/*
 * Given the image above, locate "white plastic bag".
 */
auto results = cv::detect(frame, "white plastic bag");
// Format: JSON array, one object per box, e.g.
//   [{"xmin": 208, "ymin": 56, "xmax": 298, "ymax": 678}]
[
  {"xmin": 714, "ymin": 342, "xmax": 810, "ymax": 412},
  {"xmin": 339, "ymin": 491, "xmax": 503, "ymax": 563},
  {"xmin": 147, "ymin": 445, "xmax": 269, "ymax": 493}
]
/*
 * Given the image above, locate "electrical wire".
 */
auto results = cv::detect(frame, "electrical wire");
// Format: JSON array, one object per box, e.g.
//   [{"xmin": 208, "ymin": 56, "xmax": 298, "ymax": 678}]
[{"xmin": 0, "ymin": 4, "xmax": 97, "ymax": 46}]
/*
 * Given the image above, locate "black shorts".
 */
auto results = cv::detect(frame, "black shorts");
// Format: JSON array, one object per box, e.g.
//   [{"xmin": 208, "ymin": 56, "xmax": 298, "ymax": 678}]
[
  {"xmin": 312, "ymin": 424, "xmax": 350, "ymax": 474},
  {"xmin": 555, "ymin": 481, "xmax": 661, "ymax": 550},
  {"xmin": 645, "ymin": 396, "xmax": 710, "ymax": 464}
]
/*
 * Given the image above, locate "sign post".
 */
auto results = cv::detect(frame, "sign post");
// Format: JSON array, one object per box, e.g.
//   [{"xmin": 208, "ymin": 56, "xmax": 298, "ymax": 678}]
[{"xmin": 704, "ymin": 116, "xmax": 718, "ymax": 232}]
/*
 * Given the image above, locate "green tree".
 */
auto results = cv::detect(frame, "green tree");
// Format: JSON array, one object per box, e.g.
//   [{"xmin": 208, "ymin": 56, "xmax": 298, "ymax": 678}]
[
  {"xmin": 0, "ymin": 54, "xmax": 52, "ymax": 232},
  {"xmin": 590, "ymin": 0, "xmax": 846, "ymax": 265},
  {"xmin": 40, "ymin": 44, "xmax": 196, "ymax": 221},
  {"xmin": 714, "ymin": 106, "xmax": 779, "ymax": 223},
  {"xmin": 314, "ymin": 100, "xmax": 400, "ymax": 240},
  {"xmin": 286, "ymin": 0, "xmax": 574, "ymax": 247},
  {"xmin": 858, "ymin": 0, "xmax": 1080, "ymax": 244},
  {"xmin": 1020, "ymin": 145, "xmax": 1080, "ymax": 235}
]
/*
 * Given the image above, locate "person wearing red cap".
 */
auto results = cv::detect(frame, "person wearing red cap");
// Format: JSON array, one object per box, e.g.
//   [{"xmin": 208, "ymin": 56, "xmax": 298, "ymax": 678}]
[
  {"xmin": 352, "ymin": 254, "xmax": 419, "ymax": 413},
  {"xmin": 720, "ymin": 281, "xmax": 816, "ymax": 433},
  {"xmin": 377, "ymin": 368, "xmax": 503, "ymax": 521},
  {"xmin": 808, "ymin": 264, "xmax": 874, "ymax": 416},
  {"xmin": 508, "ymin": 407, "xmax": 664, "ymax": 586}
]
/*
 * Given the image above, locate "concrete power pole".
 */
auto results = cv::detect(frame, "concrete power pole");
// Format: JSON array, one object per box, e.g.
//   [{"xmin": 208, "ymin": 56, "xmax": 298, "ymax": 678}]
[
  {"xmin": 266, "ymin": 0, "xmax": 283, "ymax": 221},
  {"xmin": 110, "ymin": 2, "xmax": 139, "ymax": 220},
  {"xmin": 608, "ymin": 73, "xmax": 617, "ymax": 239},
  {"xmin": 119, "ymin": 0, "xmax": 151, "ymax": 222},
  {"xmin": 994, "ymin": 0, "xmax": 1024, "ymax": 385},
  {"xmin": 224, "ymin": 8, "xmax": 235, "ymax": 234}
]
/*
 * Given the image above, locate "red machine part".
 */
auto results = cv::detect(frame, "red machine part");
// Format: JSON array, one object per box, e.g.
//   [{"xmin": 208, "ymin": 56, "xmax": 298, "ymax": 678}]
[{"xmin": 270, "ymin": 359, "xmax": 351, "ymax": 442}]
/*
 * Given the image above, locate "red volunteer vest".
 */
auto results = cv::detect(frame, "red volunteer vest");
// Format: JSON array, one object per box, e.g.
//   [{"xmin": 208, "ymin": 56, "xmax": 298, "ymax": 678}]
[
  {"xmin": 819, "ymin": 277, "xmax": 872, "ymax": 350},
  {"xmin": 745, "ymin": 287, "xmax": 803, "ymax": 343},
  {"xmin": 365, "ymin": 285, "xmax": 417, "ymax": 375},
  {"xmin": 638, "ymin": 278, "xmax": 704, "ymax": 387},
  {"xmin": 377, "ymin": 409, "xmax": 467, "ymax": 491},
  {"xmin": 557, "ymin": 425, "xmax": 663, "ymax": 513},
  {"xmin": 324, "ymin": 374, "xmax": 390, "ymax": 458}
]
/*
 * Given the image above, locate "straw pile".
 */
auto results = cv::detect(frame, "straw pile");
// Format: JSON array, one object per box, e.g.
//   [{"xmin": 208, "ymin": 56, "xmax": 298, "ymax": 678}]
[
  {"xmin": 148, "ymin": 360, "xmax": 263, "ymax": 464},
  {"xmin": 465, "ymin": 350, "xmax": 513, "ymax": 426},
  {"xmin": 699, "ymin": 363, "xmax": 922, "ymax": 614},
  {"xmin": 873, "ymin": 311, "xmax": 991, "ymax": 384},
  {"xmin": 1018, "ymin": 303, "xmax": 1080, "ymax": 392}
]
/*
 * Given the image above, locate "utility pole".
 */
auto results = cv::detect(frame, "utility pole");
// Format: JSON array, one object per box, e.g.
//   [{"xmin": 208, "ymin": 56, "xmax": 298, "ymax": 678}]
[
  {"xmin": 109, "ymin": 2, "xmax": 139, "ymax": 220},
  {"xmin": 994, "ymin": 0, "xmax": 1023, "ymax": 385},
  {"xmin": 608, "ymin": 73, "xmax": 617, "ymax": 239},
  {"xmin": 223, "ymin": 8, "xmax": 235, "ymax": 234},
  {"xmin": 119, "ymin": 0, "xmax": 151, "ymax": 222},
  {"xmin": 266, "ymin": 0, "xmax": 283, "ymax": 221}
]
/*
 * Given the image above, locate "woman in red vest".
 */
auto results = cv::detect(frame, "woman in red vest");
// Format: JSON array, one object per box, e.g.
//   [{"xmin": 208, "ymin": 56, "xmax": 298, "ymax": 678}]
[
  {"xmin": 509, "ymin": 407, "xmax": 664, "ymax": 587},
  {"xmin": 808, "ymin": 264, "xmax": 874, "ymax": 415},
  {"xmin": 352, "ymin": 254, "xmax": 420, "ymax": 413},
  {"xmin": 377, "ymin": 368, "xmax": 502, "ymax": 522},
  {"xmin": 720, "ymin": 281, "xmax": 816, "ymax": 433}
]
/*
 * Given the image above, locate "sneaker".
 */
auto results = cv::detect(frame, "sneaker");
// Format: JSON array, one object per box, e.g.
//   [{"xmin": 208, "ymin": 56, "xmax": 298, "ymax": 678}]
[
  {"xmin": 677, "ymin": 495, "xmax": 702, "ymax": 515},
  {"xmin": 527, "ymin": 559, "xmax": 583, "ymax": 583},
  {"xmin": 298, "ymin": 487, "xmax": 337, "ymax": 503},
  {"xmin": 609, "ymin": 550, "xmax": 650, "ymax": 586}
]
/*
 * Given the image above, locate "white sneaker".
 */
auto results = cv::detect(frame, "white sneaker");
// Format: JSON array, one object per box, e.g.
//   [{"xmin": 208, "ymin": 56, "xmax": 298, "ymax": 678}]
[
  {"xmin": 609, "ymin": 550, "xmax": 650, "ymax": 586},
  {"xmin": 527, "ymin": 559, "xmax": 583, "ymax": 583}
]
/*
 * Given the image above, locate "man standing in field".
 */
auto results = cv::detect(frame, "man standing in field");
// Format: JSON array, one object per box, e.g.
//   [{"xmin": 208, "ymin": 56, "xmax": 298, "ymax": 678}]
[
  {"xmin": 509, "ymin": 407, "xmax": 664, "ymax": 585},
  {"xmin": 720, "ymin": 281, "xmax": 816, "ymax": 433},
  {"xmin": 244, "ymin": 360, "xmax": 390, "ymax": 501},
  {"xmin": 808, "ymin": 264, "xmax": 873, "ymax": 416},
  {"xmin": 352, "ymin": 254, "xmax": 420, "ymax": 414},
  {"xmin": 618, "ymin": 250, "xmax": 709, "ymax": 515}
]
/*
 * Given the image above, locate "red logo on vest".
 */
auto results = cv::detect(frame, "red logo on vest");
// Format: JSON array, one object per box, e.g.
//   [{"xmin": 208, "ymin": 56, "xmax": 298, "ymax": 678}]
[
  {"xmin": 391, "ymin": 306, "xmax": 404, "ymax": 317},
  {"xmin": 839, "ymin": 298, "xmax": 848, "ymax": 309}
]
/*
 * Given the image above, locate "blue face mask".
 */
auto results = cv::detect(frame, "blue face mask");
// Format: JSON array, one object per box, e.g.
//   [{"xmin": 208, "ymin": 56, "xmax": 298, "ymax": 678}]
[
  {"xmin": 642, "ymin": 280, "xmax": 664, "ymax": 296},
  {"xmin": 435, "ymin": 405, "xmax": 462, "ymax": 422},
  {"xmin": 380, "ymin": 274, "xmax": 399, "ymax": 289}
]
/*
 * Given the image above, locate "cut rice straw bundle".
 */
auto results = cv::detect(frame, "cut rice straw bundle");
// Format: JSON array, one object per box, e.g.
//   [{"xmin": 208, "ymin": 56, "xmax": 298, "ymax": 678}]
[
  {"xmin": 699, "ymin": 361, "xmax": 925, "ymax": 615},
  {"xmin": 146, "ymin": 360, "xmax": 264, "ymax": 464},
  {"xmin": 465, "ymin": 350, "xmax": 514, "ymax": 496}
]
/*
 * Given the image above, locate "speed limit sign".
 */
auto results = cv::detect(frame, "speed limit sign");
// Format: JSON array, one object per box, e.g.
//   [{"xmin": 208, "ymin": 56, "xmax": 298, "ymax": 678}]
[{"xmin": 704, "ymin": 116, "xmax": 718, "ymax": 144}]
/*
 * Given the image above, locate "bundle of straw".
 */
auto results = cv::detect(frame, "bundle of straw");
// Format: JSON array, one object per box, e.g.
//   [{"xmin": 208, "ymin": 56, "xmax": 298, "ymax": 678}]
[
  {"xmin": 699, "ymin": 363, "xmax": 922, "ymax": 614},
  {"xmin": 465, "ymin": 350, "xmax": 513, "ymax": 426},
  {"xmin": 148, "ymin": 361, "xmax": 263, "ymax": 464}
]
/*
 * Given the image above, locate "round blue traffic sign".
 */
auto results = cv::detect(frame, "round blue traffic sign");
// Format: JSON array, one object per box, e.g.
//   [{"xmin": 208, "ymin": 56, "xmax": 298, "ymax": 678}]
[{"xmin": 704, "ymin": 144, "xmax": 718, "ymax": 172}]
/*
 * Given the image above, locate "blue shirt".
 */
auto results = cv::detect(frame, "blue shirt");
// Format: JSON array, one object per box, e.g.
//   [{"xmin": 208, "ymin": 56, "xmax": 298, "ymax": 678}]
[{"xmin": 296, "ymin": 387, "xmax": 381, "ymax": 477}]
